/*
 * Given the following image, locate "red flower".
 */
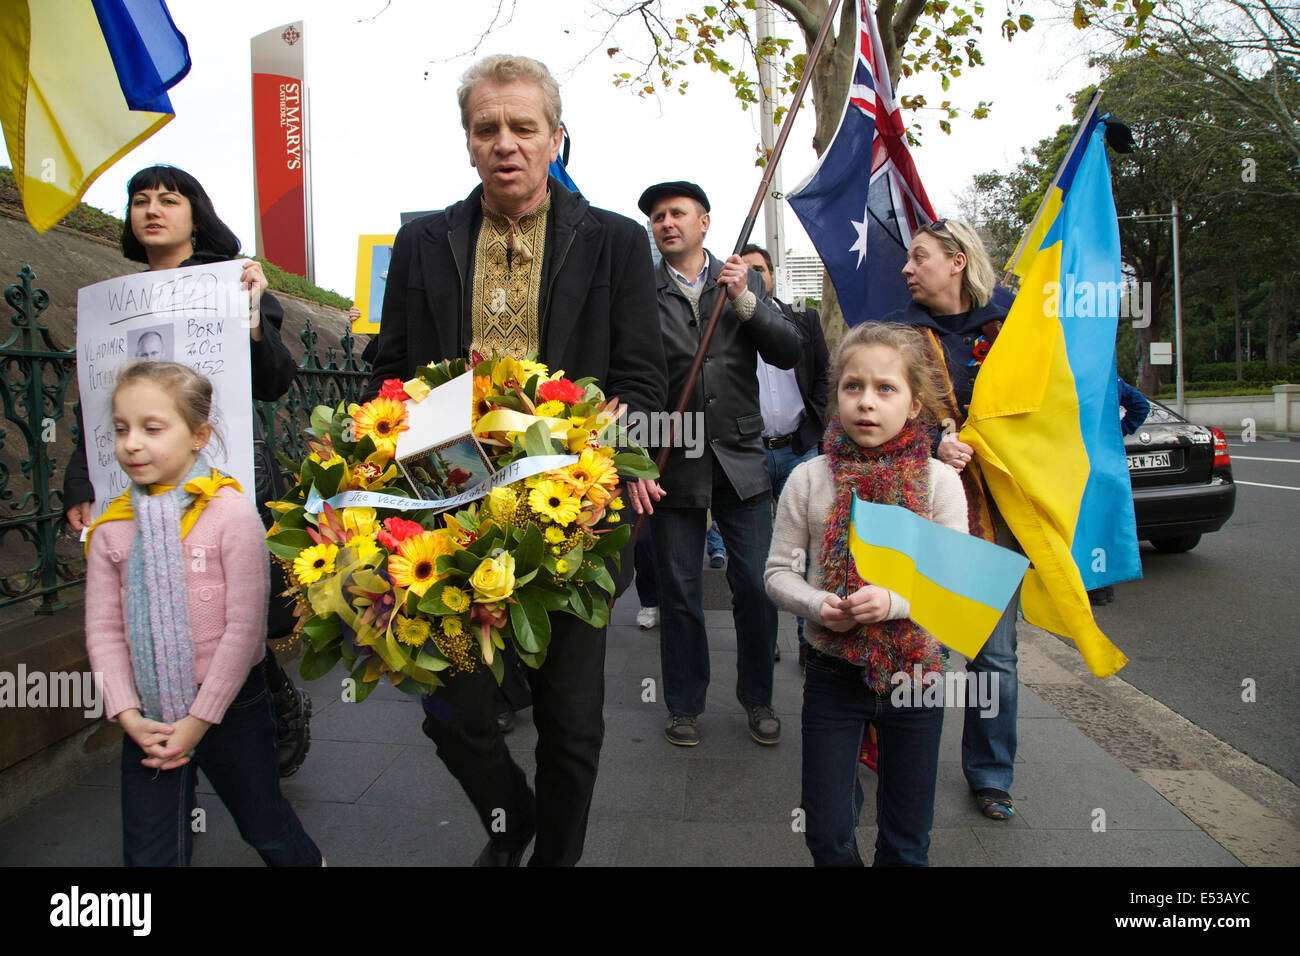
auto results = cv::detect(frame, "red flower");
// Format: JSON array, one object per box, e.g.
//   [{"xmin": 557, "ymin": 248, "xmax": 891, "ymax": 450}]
[
  {"xmin": 537, "ymin": 378, "xmax": 585, "ymax": 405},
  {"xmin": 376, "ymin": 516, "xmax": 424, "ymax": 550},
  {"xmin": 379, "ymin": 379, "xmax": 408, "ymax": 401},
  {"xmin": 971, "ymin": 338, "xmax": 991, "ymax": 364}
]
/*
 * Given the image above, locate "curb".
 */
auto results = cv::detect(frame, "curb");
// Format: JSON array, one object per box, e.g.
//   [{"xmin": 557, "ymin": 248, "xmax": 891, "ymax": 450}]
[{"xmin": 1018, "ymin": 623, "xmax": 1300, "ymax": 866}]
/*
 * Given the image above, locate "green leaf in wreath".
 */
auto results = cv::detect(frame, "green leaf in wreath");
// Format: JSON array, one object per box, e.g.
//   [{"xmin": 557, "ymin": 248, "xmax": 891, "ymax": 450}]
[
  {"xmin": 300, "ymin": 644, "xmax": 341, "ymax": 681},
  {"xmin": 514, "ymin": 523, "xmax": 544, "ymax": 575},
  {"xmin": 516, "ymin": 645, "xmax": 547, "ymax": 669},
  {"xmin": 613, "ymin": 452, "xmax": 660, "ymax": 480},
  {"xmin": 301, "ymin": 613, "xmax": 342, "ymax": 650},
  {"xmin": 274, "ymin": 451, "xmax": 301, "ymax": 477},
  {"xmin": 487, "ymin": 649, "xmax": 505, "ymax": 686},
  {"xmin": 348, "ymin": 663, "xmax": 378, "ymax": 702},
  {"xmin": 523, "ymin": 420, "xmax": 557, "ymax": 458},
  {"xmin": 591, "ymin": 523, "xmax": 631, "ymax": 556},
  {"xmin": 267, "ymin": 528, "xmax": 317, "ymax": 561},
  {"xmin": 509, "ymin": 590, "xmax": 552, "ymax": 654},
  {"xmin": 309, "ymin": 405, "xmax": 334, "ymax": 438}
]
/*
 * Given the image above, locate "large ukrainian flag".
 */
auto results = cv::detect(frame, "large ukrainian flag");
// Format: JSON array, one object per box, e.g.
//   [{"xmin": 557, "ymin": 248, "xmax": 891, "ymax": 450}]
[
  {"xmin": 0, "ymin": 0, "xmax": 189, "ymax": 233},
  {"xmin": 960, "ymin": 101, "xmax": 1137, "ymax": 679}
]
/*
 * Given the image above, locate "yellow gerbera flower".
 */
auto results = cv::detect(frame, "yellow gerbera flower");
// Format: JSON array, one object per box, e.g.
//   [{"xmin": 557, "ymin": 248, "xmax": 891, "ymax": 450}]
[
  {"xmin": 388, "ymin": 530, "xmax": 455, "ymax": 597},
  {"xmin": 293, "ymin": 542, "xmax": 338, "ymax": 585},
  {"xmin": 555, "ymin": 558, "xmax": 570, "ymax": 574},
  {"xmin": 349, "ymin": 536, "xmax": 381, "ymax": 561},
  {"xmin": 544, "ymin": 526, "xmax": 566, "ymax": 544},
  {"xmin": 534, "ymin": 400, "xmax": 566, "ymax": 418},
  {"xmin": 529, "ymin": 479, "xmax": 582, "ymax": 526},
  {"xmin": 441, "ymin": 586, "xmax": 470, "ymax": 613},
  {"xmin": 393, "ymin": 615, "xmax": 431, "ymax": 647},
  {"xmin": 442, "ymin": 616, "xmax": 466, "ymax": 638},
  {"xmin": 352, "ymin": 397, "xmax": 409, "ymax": 455},
  {"xmin": 519, "ymin": 358, "xmax": 550, "ymax": 380}
]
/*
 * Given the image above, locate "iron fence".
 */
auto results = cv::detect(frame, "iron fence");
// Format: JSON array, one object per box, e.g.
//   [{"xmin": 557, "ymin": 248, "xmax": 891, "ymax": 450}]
[{"xmin": 0, "ymin": 265, "xmax": 369, "ymax": 614}]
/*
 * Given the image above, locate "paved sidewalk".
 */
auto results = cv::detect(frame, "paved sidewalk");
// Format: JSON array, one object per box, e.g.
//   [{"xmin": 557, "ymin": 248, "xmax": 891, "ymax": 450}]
[{"xmin": 0, "ymin": 574, "xmax": 1249, "ymax": 866}]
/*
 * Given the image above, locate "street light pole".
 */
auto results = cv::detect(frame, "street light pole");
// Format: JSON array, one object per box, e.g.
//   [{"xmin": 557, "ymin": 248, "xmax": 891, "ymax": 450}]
[
  {"xmin": 755, "ymin": 0, "xmax": 787, "ymax": 290},
  {"xmin": 1171, "ymin": 199, "xmax": 1184, "ymax": 415}
]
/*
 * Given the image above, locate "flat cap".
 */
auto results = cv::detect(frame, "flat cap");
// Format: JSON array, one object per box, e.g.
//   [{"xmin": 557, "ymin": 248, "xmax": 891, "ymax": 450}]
[{"xmin": 637, "ymin": 181, "xmax": 710, "ymax": 216}]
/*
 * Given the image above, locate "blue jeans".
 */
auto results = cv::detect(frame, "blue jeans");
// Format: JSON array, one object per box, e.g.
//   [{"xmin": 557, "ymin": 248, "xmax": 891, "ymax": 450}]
[
  {"xmin": 801, "ymin": 649, "xmax": 944, "ymax": 866},
  {"xmin": 765, "ymin": 443, "xmax": 817, "ymax": 505},
  {"xmin": 961, "ymin": 587, "xmax": 1019, "ymax": 793},
  {"xmin": 705, "ymin": 521, "xmax": 725, "ymax": 560},
  {"xmin": 120, "ymin": 664, "xmax": 321, "ymax": 866},
  {"xmin": 652, "ymin": 466, "xmax": 777, "ymax": 717}
]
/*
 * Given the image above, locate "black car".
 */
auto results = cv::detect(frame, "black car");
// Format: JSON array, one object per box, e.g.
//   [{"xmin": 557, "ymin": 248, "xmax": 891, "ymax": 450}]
[{"xmin": 1125, "ymin": 397, "xmax": 1236, "ymax": 552}]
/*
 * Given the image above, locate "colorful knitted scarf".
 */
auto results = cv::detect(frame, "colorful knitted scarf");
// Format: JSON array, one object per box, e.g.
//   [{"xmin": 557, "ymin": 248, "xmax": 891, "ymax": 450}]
[
  {"xmin": 816, "ymin": 415, "xmax": 945, "ymax": 693},
  {"xmin": 85, "ymin": 457, "xmax": 241, "ymax": 722}
]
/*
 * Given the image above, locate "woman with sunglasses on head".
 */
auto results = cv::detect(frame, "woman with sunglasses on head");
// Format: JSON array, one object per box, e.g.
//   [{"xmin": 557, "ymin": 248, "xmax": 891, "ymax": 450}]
[
  {"xmin": 882, "ymin": 218, "xmax": 1020, "ymax": 823},
  {"xmin": 64, "ymin": 165, "xmax": 313, "ymax": 776}
]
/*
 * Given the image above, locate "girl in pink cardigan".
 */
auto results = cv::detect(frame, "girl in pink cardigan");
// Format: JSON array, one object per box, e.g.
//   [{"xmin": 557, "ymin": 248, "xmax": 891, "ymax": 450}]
[{"xmin": 85, "ymin": 362, "xmax": 320, "ymax": 866}]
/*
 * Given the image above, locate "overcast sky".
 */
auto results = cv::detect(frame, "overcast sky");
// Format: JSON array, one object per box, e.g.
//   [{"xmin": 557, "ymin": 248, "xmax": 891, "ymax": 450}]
[{"xmin": 3, "ymin": 0, "xmax": 1102, "ymax": 298}]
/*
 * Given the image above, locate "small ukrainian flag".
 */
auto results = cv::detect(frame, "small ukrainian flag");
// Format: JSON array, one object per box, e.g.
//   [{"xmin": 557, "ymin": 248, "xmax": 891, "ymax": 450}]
[{"xmin": 848, "ymin": 499, "xmax": 1028, "ymax": 660}]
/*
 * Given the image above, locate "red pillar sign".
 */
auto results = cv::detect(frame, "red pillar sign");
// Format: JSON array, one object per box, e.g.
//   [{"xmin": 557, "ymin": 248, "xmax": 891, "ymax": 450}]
[{"xmin": 251, "ymin": 22, "xmax": 308, "ymax": 278}]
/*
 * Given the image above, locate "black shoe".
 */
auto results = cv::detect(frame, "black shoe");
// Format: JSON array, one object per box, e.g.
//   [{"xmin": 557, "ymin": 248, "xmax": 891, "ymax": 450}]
[
  {"xmin": 496, "ymin": 708, "xmax": 516, "ymax": 734},
  {"xmin": 741, "ymin": 701, "xmax": 781, "ymax": 745},
  {"xmin": 273, "ymin": 684, "xmax": 312, "ymax": 777},
  {"xmin": 665, "ymin": 714, "xmax": 701, "ymax": 746},
  {"xmin": 774, "ymin": 644, "xmax": 781, "ymax": 662},
  {"xmin": 797, "ymin": 643, "xmax": 807, "ymax": 672},
  {"xmin": 473, "ymin": 828, "xmax": 535, "ymax": 867}
]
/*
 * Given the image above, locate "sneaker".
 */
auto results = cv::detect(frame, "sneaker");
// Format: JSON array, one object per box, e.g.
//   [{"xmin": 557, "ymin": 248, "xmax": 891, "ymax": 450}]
[
  {"xmin": 741, "ymin": 701, "xmax": 781, "ymax": 745},
  {"xmin": 274, "ymin": 684, "xmax": 312, "ymax": 777},
  {"xmin": 636, "ymin": 606, "xmax": 659, "ymax": 629},
  {"xmin": 708, "ymin": 553, "xmax": 726, "ymax": 569},
  {"xmin": 665, "ymin": 714, "xmax": 701, "ymax": 747}
]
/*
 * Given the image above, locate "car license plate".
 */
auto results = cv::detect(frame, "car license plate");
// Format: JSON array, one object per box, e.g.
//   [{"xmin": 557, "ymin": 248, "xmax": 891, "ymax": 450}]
[{"xmin": 1127, "ymin": 452, "xmax": 1171, "ymax": 471}]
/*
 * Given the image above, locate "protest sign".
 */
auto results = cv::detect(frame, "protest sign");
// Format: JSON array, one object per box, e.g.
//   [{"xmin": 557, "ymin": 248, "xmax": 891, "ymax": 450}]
[{"xmin": 76, "ymin": 260, "xmax": 255, "ymax": 523}]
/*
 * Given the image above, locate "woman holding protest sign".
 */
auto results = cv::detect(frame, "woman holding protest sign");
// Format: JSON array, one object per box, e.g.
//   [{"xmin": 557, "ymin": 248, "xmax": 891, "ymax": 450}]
[{"xmin": 64, "ymin": 165, "xmax": 311, "ymax": 777}]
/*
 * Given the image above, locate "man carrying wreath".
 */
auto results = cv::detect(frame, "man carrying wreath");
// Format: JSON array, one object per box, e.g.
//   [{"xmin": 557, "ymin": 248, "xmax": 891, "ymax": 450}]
[{"xmin": 365, "ymin": 54, "xmax": 667, "ymax": 866}]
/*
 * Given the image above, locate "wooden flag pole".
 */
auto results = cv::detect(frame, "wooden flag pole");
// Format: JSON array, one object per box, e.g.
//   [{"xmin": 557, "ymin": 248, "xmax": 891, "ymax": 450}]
[{"xmin": 631, "ymin": 0, "xmax": 845, "ymax": 545}]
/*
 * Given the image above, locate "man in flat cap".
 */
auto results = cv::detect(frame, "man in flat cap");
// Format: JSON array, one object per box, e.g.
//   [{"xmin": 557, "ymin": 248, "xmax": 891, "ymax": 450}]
[{"xmin": 639, "ymin": 181, "xmax": 802, "ymax": 748}]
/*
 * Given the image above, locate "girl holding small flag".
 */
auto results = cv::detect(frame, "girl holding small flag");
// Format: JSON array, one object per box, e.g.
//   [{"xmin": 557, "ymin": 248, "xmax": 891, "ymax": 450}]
[{"xmin": 765, "ymin": 322, "xmax": 968, "ymax": 866}]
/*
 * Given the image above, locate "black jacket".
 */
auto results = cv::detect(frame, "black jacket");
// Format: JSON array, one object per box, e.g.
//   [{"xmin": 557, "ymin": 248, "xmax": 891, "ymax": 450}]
[
  {"xmin": 773, "ymin": 296, "xmax": 829, "ymax": 457},
  {"xmin": 364, "ymin": 178, "xmax": 667, "ymax": 425},
  {"xmin": 654, "ymin": 252, "xmax": 803, "ymax": 506},
  {"xmin": 63, "ymin": 252, "xmax": 297, "ymax": 509}
]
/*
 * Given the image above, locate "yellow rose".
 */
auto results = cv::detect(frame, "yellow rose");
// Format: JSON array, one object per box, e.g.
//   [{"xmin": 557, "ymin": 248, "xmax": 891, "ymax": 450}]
[
  {"xmin": 341, "ymin": 507, "xmax": 378, "ymax": 538},
  {"xmin": 470, "ymin": 552, "xmax": 516, "ymax": 602}
]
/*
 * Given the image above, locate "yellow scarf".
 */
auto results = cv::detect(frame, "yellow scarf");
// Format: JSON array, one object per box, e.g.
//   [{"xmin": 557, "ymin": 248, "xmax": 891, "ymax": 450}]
[{"xmin": 83, "ymin": 470, "xmax": 243, "ymax": 554}]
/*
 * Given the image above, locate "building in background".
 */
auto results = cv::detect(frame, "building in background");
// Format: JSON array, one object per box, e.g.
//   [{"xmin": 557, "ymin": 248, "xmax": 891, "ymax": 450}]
[{"xmin": 782, "ymin": 251, "xmax": 824, "ymax": 302}]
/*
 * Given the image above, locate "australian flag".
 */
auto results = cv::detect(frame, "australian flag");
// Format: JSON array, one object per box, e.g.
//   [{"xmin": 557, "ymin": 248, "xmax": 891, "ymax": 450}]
[{"xmin": 788, "ymin": 0, "xmax": 937, "ymax": 326}]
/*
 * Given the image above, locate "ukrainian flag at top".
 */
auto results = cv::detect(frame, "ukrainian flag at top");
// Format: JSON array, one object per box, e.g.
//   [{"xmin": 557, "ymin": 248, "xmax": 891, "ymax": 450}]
[
  {"xmin": 959, "ymin": 101, "xmax": 1137, "ymax": 679},
  {"xmin": 0, "ymin": 0, "xmax": 189, "ymax": 233}
]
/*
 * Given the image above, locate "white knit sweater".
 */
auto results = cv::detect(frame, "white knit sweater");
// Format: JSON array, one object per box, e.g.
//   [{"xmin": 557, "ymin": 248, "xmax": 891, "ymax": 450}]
[{"xmin": 763, "ymin": 456, "xmax": 969, "ymax": 637}]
